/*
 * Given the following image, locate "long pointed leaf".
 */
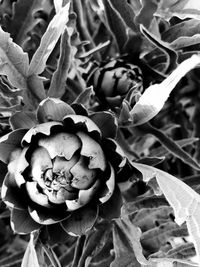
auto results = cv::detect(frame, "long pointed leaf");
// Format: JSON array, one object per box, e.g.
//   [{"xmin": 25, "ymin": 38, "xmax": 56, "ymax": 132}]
[
  {"xmin": 28, "ymin": 2, "xmax": 70, "ymax": 76},
  {"xmin": 48, "ymin": 28, "xmax": 71, "ymax": 98}
]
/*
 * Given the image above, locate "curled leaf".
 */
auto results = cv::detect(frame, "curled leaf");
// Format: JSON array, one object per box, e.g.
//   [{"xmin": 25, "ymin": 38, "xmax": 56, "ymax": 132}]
[{"xmin": 130, "ymin": 55, "xmax": 200, "ymax": 126}]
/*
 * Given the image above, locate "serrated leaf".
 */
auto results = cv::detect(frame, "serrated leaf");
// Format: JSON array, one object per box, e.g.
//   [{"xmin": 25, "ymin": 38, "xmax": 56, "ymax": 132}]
[
  {"xmin": 130, "ymin": 55, "xmax": 200, "ymax": 126},
  {"xmin": 28, "ymin": 2, "xmax": 70, "ymax": 76},
  {"xmin": 0, "ymin": 26, "xmax": 29, "ymax": 89},
  {"xmin": 21, "ymin": 233, "xmax": 40, "ymax": 267},
  {"xmin": 132, "ymin": 162, "xmax": 200, "ymax": 264},
  {"xmin": 0, "ymin": 27, "xmax": 46, "ymax": 108}
]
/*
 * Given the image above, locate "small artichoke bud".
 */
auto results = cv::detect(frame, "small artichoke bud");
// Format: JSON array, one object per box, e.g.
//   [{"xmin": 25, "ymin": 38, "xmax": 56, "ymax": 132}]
[{"xmin": 88, "ymin": 58, "xmax": 143, "ymax": 108}]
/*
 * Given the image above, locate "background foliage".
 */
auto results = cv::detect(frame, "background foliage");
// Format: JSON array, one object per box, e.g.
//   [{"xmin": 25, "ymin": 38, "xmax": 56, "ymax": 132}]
[{"xmin": 1, "ymin": 0, "xmax": 200, "ymax": 266}]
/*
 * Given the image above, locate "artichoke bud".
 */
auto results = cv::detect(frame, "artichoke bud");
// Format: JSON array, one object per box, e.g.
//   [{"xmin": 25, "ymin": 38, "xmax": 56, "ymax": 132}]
[{"xmin": 88, "ymin": 58, "xmax": 143, "ymax": 107}]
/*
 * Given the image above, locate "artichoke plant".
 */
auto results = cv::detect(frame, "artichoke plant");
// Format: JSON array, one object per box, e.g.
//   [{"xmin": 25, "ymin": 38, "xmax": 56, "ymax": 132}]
[
  {"xmin": 0, "ymin": 98, "xmax": 133, "ymax": 236},
  {"xmin": 1, "ymin": 0, "xmax": 200, "ymax": 266}
]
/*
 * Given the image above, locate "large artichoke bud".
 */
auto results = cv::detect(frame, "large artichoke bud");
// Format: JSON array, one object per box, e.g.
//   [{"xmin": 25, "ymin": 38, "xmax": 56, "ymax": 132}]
[
  {"xmin": 0, "ymin": 98, "xmax": 134, "ymax": 237},
  {"xmin": 88, "ymin": 58, "xmax": 143, "ymax": 108}
]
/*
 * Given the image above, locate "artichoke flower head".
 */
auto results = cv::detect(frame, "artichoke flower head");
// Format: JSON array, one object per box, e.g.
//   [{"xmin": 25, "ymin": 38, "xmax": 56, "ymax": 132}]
[{"xmin": 0, "ymin": 98, "xmax": 134, "ymax": 238}]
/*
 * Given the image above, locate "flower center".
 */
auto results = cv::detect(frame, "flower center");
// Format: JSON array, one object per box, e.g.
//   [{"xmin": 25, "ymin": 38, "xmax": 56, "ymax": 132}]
[
  {"xmin": 30, "ymin": 154, "xmax": 98, "ymax": 205},
  {"xmin": 27, "ymin": 131, "xmax": 106, "ymax": 207},
  {"xmin": 43, "ymin": 168, "xmax": 73, "ymax": 190}
]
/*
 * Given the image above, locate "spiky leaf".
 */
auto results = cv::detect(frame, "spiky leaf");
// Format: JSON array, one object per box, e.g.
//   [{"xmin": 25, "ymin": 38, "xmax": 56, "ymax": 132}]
[{"xmin": 0, "ymin": 26, "xmax": 29, "ymax": 89}]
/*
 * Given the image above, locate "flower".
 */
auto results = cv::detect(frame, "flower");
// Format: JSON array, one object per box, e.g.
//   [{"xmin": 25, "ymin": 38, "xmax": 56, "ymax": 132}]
[
  {"xmin": 88, "ymin": 58, "xmax": 143, "ymax": 108},
  {"xmin": 0, "ymin": 98, "xmax": 134, "ymax": 238}
]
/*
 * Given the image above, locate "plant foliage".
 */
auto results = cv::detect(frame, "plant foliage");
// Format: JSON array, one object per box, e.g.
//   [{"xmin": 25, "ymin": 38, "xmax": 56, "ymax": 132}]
[{"xmin": 0, "ymin": 0, "xmax": 200, "ymax": 266}]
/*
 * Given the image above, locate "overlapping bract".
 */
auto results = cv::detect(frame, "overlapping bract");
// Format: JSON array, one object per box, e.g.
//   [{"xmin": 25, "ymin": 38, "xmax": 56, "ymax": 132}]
[{"xmin": 0, "ymin": 98, "xmax": 133, "ymax": 237}]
